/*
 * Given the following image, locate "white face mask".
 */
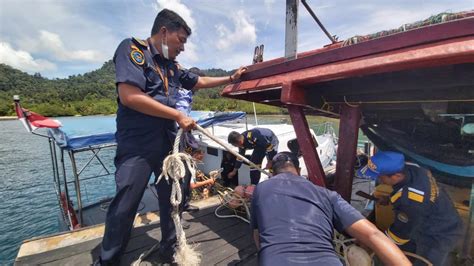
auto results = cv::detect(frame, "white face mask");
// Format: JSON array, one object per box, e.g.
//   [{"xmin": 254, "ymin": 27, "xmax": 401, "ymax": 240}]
[{"xmin": 161, "ymin": 37, "xmax": 169, "ymax": 60}]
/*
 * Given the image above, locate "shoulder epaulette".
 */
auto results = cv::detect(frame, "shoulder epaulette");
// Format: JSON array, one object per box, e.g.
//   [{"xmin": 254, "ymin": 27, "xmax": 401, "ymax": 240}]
[
  {"xmin": 132, "ymin": 37, "xmax": 148, "ymax": 48},
  {"xmin": 407, "ymin": 187, "xmax": 425, "ymax": 203},
  {"xmin": 390, "ymin": 188, "xmax": 403, "ymax": 203}
]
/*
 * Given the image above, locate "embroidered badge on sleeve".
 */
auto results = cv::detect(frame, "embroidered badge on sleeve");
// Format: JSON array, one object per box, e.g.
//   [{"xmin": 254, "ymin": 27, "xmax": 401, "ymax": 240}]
[{"xmin": 130, "ymin": 47, "xmax": 145, "ymax": 66}]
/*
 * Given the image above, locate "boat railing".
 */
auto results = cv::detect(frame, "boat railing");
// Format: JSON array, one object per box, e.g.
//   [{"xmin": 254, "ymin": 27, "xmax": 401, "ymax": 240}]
[{"xmin": 51, "ymin": 139, "xmax": 117, "ymax": 230}]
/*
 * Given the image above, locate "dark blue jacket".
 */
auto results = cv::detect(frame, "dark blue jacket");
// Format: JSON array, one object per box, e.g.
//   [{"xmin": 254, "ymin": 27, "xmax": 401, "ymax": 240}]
[
  {"xmin": 386, "ymin": 163, "xmax": 463, "ymax": 247},
  {"xmin": 251, "ymin": 172, "xmax": 364, "ymax": 265},
  {"xmin": 235, "ymin": 128, "xmax": 278, "ymax": 169},
  {"xmin": 113, "ymin": 37, "xmax": 198, "ymax": 151}
]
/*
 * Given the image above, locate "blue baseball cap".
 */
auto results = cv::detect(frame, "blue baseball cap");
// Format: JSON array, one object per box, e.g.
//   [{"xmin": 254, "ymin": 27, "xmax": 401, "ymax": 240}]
[{"xmin": 357, "ymin": 151, "xmax": 405, "ymax": 180}]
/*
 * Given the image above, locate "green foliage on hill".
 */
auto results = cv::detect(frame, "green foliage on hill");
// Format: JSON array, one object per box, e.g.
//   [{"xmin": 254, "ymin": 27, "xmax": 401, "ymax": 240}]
[{"xmin": 0, "ymin": 62, "xmax": 283, "ymax": 116}]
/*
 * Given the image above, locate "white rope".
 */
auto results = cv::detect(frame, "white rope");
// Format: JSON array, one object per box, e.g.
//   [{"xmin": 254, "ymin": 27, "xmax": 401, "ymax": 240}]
[
  {"xmin": 133, "ymin": 128, "xmax": 201, "ymax": 266},
  {"xmin": 214, "ymin": 190, "xmax": 251, "ymax": 223}
]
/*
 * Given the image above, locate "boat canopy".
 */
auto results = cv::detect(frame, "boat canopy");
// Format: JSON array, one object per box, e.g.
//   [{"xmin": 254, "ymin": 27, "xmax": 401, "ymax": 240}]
[{"xmin": 47, "ymin": 111, "xmax": 246, "ymax": 151}]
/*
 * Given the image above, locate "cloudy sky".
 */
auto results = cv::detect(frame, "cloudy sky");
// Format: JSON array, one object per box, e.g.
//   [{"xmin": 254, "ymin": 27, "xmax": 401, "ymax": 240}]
[{"xmin": 0, "ymin": 0, "xmax": 472, "ymax": 78}]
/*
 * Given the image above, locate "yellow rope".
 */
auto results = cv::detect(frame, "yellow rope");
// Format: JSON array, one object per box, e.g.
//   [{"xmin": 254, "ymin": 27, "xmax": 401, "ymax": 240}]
[
  {"xmin": 343, "ymin": 96, "xmax": 360, "ymax": 108},
  {"xmin": 320, "ymin": 96, "xmax": 334, "ymax": 112}
]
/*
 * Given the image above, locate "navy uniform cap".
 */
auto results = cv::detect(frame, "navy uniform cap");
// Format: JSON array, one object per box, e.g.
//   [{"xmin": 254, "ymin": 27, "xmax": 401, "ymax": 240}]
[{"xmin": 358, "ymin": 151, "xmax": 405, "ymax": 180}]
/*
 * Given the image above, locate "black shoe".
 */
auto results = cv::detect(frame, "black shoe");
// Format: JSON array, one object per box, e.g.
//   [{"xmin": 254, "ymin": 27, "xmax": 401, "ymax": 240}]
[
  {"xmin": 184, "ymin": 205, "xmax": 199, "ymax": 213},
  {"xmin": 181, "ymin": 220, "xmax": 191, "ymax": 229}
]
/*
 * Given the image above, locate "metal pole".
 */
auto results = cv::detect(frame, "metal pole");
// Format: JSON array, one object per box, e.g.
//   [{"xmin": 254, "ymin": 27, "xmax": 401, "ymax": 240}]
[
  {"xmin": 460, "ymin": 181, "xmax": 473, "ymax": 259},
  {"xmin": 285, "ymin": 0, "xmax": 299, "ymax": 60},
  {"xmin": 287, "ymin": 104, "xmax": 326, "ymax": 187},
  {"xmin": 48, "ymin": 138, "xmax": 60, "ymax": 194},
  {"xmin": 59, "ymin": 149, "xmax": 74, "ymax": 230},
  {"xmin": 301, "ymin": 0, "xmax": 337, "ymax": 44},
  {"xmin": 334, "ymin": 105, "xmax": 361, "ymax": 201},
  {"xmin": 69, "ymin": 151, "xmax": 84, "ymax": 225},
  {"xmin": 253, "ymin": 103, "xmax": 259, "ymax": 126}
]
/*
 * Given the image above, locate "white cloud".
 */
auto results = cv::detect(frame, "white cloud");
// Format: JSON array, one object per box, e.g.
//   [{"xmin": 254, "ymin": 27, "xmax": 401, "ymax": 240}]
[
  {"xmin": 264, "ymin": 0, "xmax": 276, "ymax": 12},
  {"xmin": 1, "ymin": 0, "xmax": 472, "ymax": 78},
  {"xmin": 154, "ymin": 0, "xmax": 197, "ymax": 31},
  {"xmin": 36, "ymin": 30, "xmax": 105, "ymax": 63},
  {"xmin": 0, "ymin": 42, "xmax": 56, "ymax": 73},
  {"xmin": 212, "ymin": 50, "xmax": 255, "ymax": 70},
  {"xmin": 150, "ymin": 0, "xmax": 200, "ymax": 67},
  {"xmin": 215, "ymin": 10, "xmax": 257, "ymax": 51}
]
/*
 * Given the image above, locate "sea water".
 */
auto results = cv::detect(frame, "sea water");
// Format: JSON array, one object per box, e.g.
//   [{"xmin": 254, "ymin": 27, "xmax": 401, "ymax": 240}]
[
  {"xmin": 0, "ymin": 114, "xmax": 355, "ymax": 264},
  {"xmin": 0, "ymin": 116, "xmax": 118, "ymax": 265}
]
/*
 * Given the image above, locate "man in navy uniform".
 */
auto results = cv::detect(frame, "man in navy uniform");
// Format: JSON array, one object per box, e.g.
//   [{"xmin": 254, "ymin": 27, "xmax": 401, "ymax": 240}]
[
  {"xmin": 359, "ymin": 151, "xmax": 463, "ymax": 266},
  {"xmin": 251, "ymin": 152, "xmax": 410, "ymax": 266},
  {"xmin": 227, "ymin": 127, "xmax": 279, "ymax": 185},
  {"xmin": 97, "ymin": 9, "xmax": 246, "ymax": 265}
]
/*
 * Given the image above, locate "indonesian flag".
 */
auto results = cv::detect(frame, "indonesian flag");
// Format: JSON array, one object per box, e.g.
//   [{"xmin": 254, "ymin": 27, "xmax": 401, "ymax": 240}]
[{"xmin": 14, "ymin": 97, "xmax": 61, "ymax": 132}]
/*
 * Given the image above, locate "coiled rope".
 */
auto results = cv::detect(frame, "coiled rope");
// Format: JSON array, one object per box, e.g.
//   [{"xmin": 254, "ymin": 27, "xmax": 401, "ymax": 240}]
[
  {"xmin": 133, "ymin": 124, "xmax": 271, "ymax": 265},
  {"xmin": 133, "ymin": 128, "xmax": 201, "ymax": 266}
]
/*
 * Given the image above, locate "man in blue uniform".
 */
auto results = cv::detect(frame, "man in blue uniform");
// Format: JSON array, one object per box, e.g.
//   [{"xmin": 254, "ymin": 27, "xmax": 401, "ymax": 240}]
[
  {"xmin": 97, "ymin": 9, "xmax": 246, "ymax": 265},
  {"xmin": 227, "ymin": 127, "xmax": 278, "ymax": 185},
  {"xmin": 251, "ymin": 152, "xmax": 409, "ymax": 266},
  {"xmin": 359, "ymin": 151, "xmax": 463, "ymax": 266}
]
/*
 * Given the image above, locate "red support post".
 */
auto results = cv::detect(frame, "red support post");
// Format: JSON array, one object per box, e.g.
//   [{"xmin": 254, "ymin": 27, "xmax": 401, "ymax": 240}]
[
  {"xmin": 288, "ymin": 104, "xmax": 326, "ymax": 187},
  {"xmin": 334, "ymin": 105, "xmax": 361, "ymax": 201}
]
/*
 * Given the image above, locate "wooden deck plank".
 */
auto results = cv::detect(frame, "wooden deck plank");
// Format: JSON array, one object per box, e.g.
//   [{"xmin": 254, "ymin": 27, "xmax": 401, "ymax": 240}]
[
  {"xmin": 235, "ymin": 254, "xmax": 259, "ymax": 266},
  {"xmin": 123, "ymin": 209, "xmax": 241, "ymax": 255},
  {"xmin": 15, "ymin": 238, "xmax": 101, "ymax": 265},
  {"xmin": 121, "ymin": 211, "xmax": 245, "ymax": 265},
  {"xmin": 37, "ymin": 250, "xmax": 97, "ymax": 266},
  {"xmin": 191, "ymin": 223, "xmax": 250, "ymax": 263},
  {"xmin": 15, "ymin": 203, "xmax": 256, "ymax": 266},
  {"xmin": 213, "ymin": 233, "xmax": 257, "ymax": 265}
]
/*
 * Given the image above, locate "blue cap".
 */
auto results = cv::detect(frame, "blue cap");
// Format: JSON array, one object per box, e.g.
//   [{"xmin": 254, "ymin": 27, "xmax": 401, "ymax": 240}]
[{"xmin": 357, "ymin": 151, "xmax": 405, "ymax": 180}]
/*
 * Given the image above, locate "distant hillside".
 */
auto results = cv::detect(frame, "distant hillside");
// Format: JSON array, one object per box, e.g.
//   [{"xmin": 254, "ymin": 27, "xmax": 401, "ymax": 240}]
[
  {"xmin": 0, "ymin": 61, "xmax": 116, "ymax": 116},
  {"xmin": 0, "ymin": 62, "xmax": 282, "ymax": 116}
]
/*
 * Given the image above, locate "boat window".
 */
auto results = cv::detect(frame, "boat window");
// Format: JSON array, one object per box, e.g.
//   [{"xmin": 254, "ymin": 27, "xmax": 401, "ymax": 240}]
[{"xmin": 207, "ymin": 147, "xmax": 219, "ymax": 156}]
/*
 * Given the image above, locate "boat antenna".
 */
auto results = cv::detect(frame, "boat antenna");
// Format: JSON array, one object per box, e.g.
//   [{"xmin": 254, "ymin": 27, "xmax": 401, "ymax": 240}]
[
  {"xmin": 251, "ymin": 45, "xmax": 264, "ymax": 125},
  {"xmin": 253, "ymin": 102, "xmax": 259, "ymax": 126},
  {"xmin": 301, "ymin": 0, "xmax": 338, "ymax": 44}
]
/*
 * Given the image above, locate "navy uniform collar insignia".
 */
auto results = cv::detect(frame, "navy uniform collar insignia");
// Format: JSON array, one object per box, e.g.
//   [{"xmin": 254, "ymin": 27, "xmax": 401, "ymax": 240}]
[
  {"xmin": 132, "ymin": 37, "xmax": 148, "ymax": 48},
  {"xmin": 130, "ymin": 49, "xmax": 145, "ymax": 66}
]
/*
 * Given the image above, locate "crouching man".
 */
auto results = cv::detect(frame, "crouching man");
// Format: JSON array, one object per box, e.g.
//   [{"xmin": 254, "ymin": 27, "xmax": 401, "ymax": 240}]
[
  {"xmin": 251, "ymin": 152, "xmax": 410, "ymax": 266},
  {"xmin": 359, "ymin": 151, "xmax": 463, "ymax": 266}
]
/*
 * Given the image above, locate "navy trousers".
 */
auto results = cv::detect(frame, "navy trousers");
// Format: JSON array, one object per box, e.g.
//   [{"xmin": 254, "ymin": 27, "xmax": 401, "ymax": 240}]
[{"xmin": 99, "ymin": 146, "xmax": 175, "ymax": 264}]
